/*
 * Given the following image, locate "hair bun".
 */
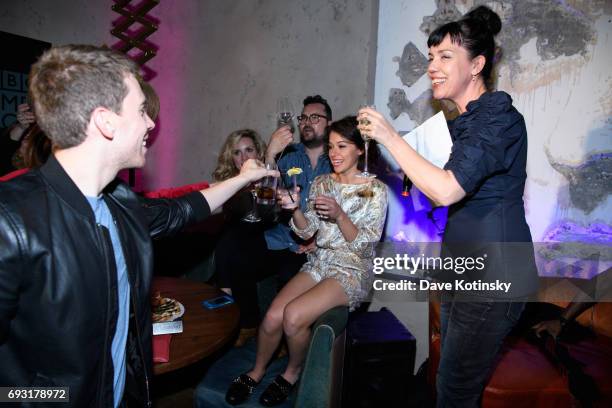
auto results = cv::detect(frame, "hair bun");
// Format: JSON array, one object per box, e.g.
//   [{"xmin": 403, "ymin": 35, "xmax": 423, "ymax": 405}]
[{"xmin": 465, "ymin": 5, "xmax": 502, "ymax": 36}]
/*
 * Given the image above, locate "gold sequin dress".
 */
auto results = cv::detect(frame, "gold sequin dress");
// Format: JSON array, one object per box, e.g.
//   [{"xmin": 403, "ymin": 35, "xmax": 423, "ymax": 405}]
[{"xmin": 289, "ymin": 174, "xmax": 388, "ymax": 310}]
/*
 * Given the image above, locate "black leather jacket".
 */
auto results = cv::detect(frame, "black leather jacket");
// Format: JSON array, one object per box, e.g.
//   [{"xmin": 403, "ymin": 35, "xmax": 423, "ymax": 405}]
[{"xmin": 0, "ymin": 156, "xmax": 210, "ymax": 407}]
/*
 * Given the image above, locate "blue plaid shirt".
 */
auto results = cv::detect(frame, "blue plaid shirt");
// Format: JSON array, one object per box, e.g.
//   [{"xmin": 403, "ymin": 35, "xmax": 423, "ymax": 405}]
[{"xmin": 264, "ymin": 143, "xmax": 331, "ymax": 251}]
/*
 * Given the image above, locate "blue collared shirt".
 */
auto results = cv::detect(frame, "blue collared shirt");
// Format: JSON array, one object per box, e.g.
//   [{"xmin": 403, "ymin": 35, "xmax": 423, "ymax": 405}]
[
  {"xmin": 86, "ymin": 196, "xmax": 129, "ymax": 408},
  {"xmin": 264, "ymin": 143, "xmax": 331, "ymax": 251}
]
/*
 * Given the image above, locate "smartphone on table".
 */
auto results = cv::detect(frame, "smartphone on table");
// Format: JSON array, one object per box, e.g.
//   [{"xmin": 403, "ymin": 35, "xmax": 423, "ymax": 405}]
[{"xmin": 202, "ymin": 295, "xmax": 234, "ymax": 310}]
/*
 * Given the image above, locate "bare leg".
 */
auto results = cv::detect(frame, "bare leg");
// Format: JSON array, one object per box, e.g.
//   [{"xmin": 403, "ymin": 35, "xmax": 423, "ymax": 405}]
[
  {"xmin": 246, "ymin": 272, "xmax": 317, "ymax": 382},
  {"xmin": 281, "ymin": 278, "xmax": 349, "ymax": 384}
]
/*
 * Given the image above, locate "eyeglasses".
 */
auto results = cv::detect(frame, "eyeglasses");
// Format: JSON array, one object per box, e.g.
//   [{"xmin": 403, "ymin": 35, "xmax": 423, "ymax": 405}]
[{"xmin": 296, "ymin": 113, "xmax": 328, "ymax": 124}]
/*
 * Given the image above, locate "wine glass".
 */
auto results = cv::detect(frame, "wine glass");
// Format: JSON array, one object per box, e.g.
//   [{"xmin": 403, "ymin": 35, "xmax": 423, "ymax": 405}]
[
  {"xmin": 242, "ymin": 184, "xmax": 261, "ymax": 223},
  {"xmin": 357, "ymin": 104, "xmax": 376, "ymax": 179},
  {"xmin": 274, "ymin": 97, "xmax": 295, "ymax": 164},
  {"xmin": 277, "ymin": 97, "xmax": 295, "ymax": 134}
]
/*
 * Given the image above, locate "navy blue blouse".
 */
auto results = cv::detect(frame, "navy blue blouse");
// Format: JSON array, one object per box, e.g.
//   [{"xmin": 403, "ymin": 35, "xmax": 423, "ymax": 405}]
[{"xmin": 442, "ymin": 91, "xmax": 538, "ymax": 297}]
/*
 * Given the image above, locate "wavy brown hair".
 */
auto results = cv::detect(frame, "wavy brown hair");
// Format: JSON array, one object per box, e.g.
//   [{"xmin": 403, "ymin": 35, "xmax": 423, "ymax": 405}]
[
  {"xmin": 212, "ymin": 129, "xmax": 266, "ymax": 181},
  {"xmin": 18, "ymin": 124, "xmax": 52, "ymax": 168}
]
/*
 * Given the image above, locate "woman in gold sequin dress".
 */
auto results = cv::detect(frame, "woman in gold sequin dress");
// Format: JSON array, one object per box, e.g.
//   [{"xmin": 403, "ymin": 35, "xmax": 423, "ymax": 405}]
[{"xmin": 225, "ymin": 116, "xmax": 388, "ymax": 406}]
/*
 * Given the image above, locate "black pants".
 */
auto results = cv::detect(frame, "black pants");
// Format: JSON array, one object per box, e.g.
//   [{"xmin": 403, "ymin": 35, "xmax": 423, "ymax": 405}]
[{"xmin": 215, "ymin": 221, "xmax": 306, "ymax": 328}]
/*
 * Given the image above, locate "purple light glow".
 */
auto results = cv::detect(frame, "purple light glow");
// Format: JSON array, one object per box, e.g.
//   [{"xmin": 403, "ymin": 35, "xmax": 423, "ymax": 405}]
[{"xmin": 139, "ymin": 4, "xmax": 193, "ymax": 191}]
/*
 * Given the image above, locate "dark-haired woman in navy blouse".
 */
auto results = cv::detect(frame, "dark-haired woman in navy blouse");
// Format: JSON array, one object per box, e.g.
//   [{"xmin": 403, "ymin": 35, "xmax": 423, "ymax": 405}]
[{"xmin": 360, "ymin": 5, "xmax": 538, "ymax": 407}]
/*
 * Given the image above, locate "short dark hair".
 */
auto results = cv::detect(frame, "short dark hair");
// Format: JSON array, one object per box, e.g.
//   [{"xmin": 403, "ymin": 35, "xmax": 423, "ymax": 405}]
[
  {"xmin": 303, "ymin": 95, "xmax": 332, "ymax": 121},
  {"xmin": 427, "ymin": 6, "xmax": 501, "ymax": 86},
  {"xmin": 328, "ymin": 115, "xmax": 379, "ymax": 171}
]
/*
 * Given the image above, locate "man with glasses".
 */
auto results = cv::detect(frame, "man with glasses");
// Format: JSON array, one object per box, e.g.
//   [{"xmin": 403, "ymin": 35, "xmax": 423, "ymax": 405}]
[
  {"xmin": 214, "ymin": 95, "xmax": 332, "ymax": 346},
  {"xmin": 265, "ymin": 94, "xmax": 332, "ymax": 230},
  {"xmin": 264, "ymin": 94, "xmax": 332, "ymax": 273}
]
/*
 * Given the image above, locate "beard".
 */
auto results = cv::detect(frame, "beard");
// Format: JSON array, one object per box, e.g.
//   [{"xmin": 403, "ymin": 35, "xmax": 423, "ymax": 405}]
[{"xmin": 300, "ymin": 126, "xmax": 326, "ymax": 148}]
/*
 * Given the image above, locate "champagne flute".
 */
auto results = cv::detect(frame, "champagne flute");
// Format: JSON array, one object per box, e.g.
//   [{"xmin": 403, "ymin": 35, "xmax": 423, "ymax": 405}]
[
  {"xmin": 357, "ymin": 104, "xmax": 376, "ymax": 179},
  {"xmin": 242, "ymin": 184, "xmax": 261, "ymax": 223}
]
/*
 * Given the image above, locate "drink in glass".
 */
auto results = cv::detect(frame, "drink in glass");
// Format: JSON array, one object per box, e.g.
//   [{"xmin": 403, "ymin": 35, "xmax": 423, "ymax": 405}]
[
  {"xmin": 277, "ymin": 97, "xmax": 295, "ymax": 134},
  {"xmin": 256, "ymin": 162, "xmax": 278, "ymax": 205},
  {"xmin": 357, "ymin": 104, "xmax": 376, "ymax": 179},
  {"xmin": 242, "ymin": 186, "xmax": 262, "ymax": 223}
]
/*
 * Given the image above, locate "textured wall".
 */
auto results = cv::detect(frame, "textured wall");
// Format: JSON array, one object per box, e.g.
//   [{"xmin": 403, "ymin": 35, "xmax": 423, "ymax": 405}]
[
  {"xmin": 144, "ymin": 0, "xmax": 378, "ymax": 189},
  {"xmin": 372, "ymin": 0, "xmax": 611, "ymax": 373},
  {"xmin": 0, "ymin": 0, "xmax": 113, "ymax": 45},
  {"xmin": 375, "ymin": 0, "xmax": 612, "ymax": 245},
  {"xmin": 0, "ymin": 0, "xmax": 378, "ymax": 190}
]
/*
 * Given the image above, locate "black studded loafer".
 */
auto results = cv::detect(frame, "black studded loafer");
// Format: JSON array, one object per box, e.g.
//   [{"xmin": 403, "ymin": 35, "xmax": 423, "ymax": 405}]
[
  {"xmin": 259, "ymin": 375, "xmax": 295, "ymax": 406},
  {"xmin": 225, "ymin": 373, "xmax": 259, "ymax": 405}
]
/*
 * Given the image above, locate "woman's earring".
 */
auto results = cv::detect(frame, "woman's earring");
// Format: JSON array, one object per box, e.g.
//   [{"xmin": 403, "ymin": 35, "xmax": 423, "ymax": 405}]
[{"xmin": 471, "ymin": 74, "xmax": 477, "ymax": 82}]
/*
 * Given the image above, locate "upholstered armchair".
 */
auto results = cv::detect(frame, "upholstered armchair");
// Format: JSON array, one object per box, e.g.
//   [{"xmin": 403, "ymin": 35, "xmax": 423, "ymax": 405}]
[
  {"xmin": 294, "ymin": 306, "xmax": 348, "ymax": 408},
  {"xmin": 428, "ymin": 290, "xmax": 612, "ymax": 407}
]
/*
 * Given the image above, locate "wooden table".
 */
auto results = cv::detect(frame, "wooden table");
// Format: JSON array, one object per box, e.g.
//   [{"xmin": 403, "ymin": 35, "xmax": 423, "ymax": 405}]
[{"xmin": 152, "ymin": 277, "xmax": 239, "ymax": 375}]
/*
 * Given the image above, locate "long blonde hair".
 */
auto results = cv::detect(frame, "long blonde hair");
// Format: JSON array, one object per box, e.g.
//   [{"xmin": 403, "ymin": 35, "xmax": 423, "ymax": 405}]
[{"xmin": 212, "ymin": 129, "xmax": 266, "ymax": 181}]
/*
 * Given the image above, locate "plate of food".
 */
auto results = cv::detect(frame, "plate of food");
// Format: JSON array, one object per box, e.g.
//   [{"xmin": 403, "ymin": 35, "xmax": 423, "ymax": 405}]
[{"xmin": 151, "ymin": 293, "xmax": 185, "ymax": 323}]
